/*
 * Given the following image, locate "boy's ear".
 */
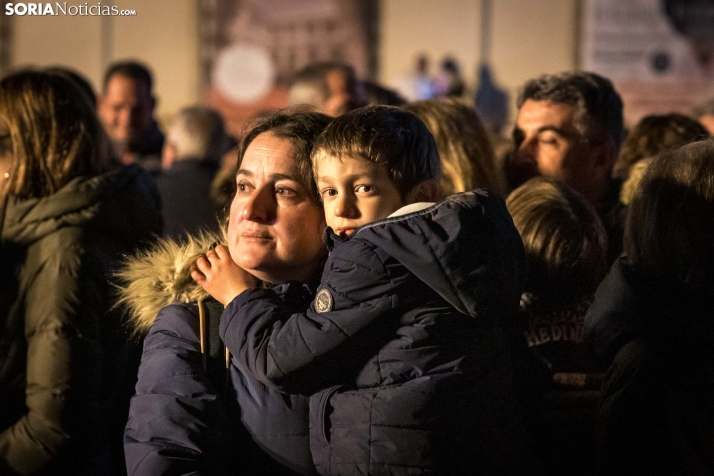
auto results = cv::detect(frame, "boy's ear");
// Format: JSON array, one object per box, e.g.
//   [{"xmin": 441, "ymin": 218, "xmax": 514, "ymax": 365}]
[{"xmin": 406, "ymin": 179, "xmax": 439, "ymax": 204}]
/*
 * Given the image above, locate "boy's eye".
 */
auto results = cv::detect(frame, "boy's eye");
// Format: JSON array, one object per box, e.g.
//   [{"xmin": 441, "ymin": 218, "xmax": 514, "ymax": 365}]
[
  {"xmin": 356, "ymin": 185, "xmax": 373, "ymax": 193},
  {"xmin": 321, "ymin": 188, "xmax": 338, "ymax": 197}
]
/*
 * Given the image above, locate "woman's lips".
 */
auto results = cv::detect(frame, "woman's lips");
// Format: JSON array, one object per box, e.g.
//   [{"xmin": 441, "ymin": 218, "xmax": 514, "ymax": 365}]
[{"xmin": 240, "ymin": 231, "xmax": 272, "ymax": 240}]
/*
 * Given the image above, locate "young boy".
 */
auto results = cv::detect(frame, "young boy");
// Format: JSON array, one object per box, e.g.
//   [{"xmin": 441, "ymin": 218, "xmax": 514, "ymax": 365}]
[
  {"xmin": 506, "ymin": 177, "xmax": 608, "ymax": 475},
  {"xmin": 192, "ymin": 106, "xmax": 531, "ymax": 475}
]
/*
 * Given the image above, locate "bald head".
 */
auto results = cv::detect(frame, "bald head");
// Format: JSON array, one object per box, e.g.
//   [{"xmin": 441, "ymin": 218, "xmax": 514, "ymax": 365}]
[
  {"xmin": 288, "ymin": 61, "xmax": 366, "ymax": 116},
  {"xmin": 162, "ymin": 106, "xmax": 231, "ymax": 169}
]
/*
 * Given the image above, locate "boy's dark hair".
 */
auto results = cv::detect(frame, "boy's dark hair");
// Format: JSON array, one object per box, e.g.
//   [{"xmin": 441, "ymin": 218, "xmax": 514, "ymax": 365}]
[
  {"xmin": 311, "ymin": 105, "xmax": 440, "ymax": 197},
  {"xmin": 103, "ymin": 60, "xmax": 153, "ymax": 92},
  {"xmin": 506, "ymin": 176, "xmax": 608, "ymax": 301},
  {"xmin": 238, "ymin": 109, "xmax": 333, "ymax": 207}
]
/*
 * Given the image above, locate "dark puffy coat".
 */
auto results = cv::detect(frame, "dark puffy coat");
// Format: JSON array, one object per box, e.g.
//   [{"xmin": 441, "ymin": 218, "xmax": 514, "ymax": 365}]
[
  {"xmin": 220, "ymin": 190, "xmax": 533, "ymax": 475},
  {"xmin": 518, "ymin": 293, "xmax": 599, "ymax": 374},
  {"xmin": 0, "ymin": 164, "xmax": 162, "ymax": 475},
  {"xmin": 585, "ymin": 257, "xmax": 714, "ymax": 475},
  {"xmin": 120, "ymin": 233, "xmax": 317, "ymax": 476}
]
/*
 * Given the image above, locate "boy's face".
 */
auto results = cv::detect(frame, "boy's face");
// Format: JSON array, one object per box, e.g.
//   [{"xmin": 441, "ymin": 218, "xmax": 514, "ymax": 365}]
[{"xmin": 315, "ymin": 153, "xmax": 405, "ymax": 238}]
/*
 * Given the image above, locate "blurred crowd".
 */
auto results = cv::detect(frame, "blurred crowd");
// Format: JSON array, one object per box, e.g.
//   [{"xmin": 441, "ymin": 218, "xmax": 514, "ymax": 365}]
[{"xmin": 0, "ymin": 56, "xmax": 713, "ymax": 476}]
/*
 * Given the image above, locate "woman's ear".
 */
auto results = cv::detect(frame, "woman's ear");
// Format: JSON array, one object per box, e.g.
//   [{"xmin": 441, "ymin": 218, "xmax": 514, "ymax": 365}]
[{"xmin": 406, "ymin": 179, "xmax": 439, "ymax": 204}]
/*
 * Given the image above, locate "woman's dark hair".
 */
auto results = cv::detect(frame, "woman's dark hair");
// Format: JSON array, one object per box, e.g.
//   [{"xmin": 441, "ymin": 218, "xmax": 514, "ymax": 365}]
[
  {"xmin": 614, "ymin": 113, "xmax": 708, "ymax": 179},
  {"xmin": 45, "ymin": 66, "xmax": 97, "ymax": 108},
  {"xmin": 238, "ymin": 109, "xmax": 333, "ymax": 207},
  {"xmin": 311, "ymin": 105, "xmax": 440, "ymax": 198},
  {"xmin": 625, "ymin": 139, "xmax": 714, "ymax": 296},
  {"xmin": 506, "ymin": 176, "xmax": 608, "ymax": 301},
  {"xmin": 0, "ymin": 70, "xmax": 111, "ymax": 198}
]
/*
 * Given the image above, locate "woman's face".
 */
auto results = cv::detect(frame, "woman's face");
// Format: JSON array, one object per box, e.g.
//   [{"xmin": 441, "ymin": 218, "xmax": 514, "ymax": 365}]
[
  {"xmin": 0, "ymin": 118, "xmax": 12, "ymax": 185},
  {"xmin": 228, "ymin": 131, "xmax": 326, "ymax": 284}
]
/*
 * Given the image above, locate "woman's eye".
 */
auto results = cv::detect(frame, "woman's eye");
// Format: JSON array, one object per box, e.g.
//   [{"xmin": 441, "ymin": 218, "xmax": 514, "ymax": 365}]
[
  {"xmin": 276, "ymin": 187, "xmax": 296, "ymax": 197},
  {"xmin": 0, "ymin": 134, "xmax": 11, "ymax": 154},
  {"xmin": 236, "ymin": 181, "xmax": 252, "ymax": 194}
]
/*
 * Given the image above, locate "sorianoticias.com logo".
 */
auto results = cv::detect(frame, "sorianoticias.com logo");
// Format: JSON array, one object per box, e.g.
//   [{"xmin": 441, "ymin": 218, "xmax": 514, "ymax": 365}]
[{"xmin": 4, "ymin": 3, "xmax": 137, "ymax": 16}]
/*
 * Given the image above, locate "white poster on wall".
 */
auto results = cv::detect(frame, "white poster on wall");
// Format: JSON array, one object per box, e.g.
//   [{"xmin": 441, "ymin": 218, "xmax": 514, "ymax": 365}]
[{"xmin": 582, "ymin": 0, "xmax": 714, "ymax": 125}]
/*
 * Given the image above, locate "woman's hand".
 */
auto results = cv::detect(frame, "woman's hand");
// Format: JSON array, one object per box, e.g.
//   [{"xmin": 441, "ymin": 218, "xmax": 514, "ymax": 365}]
[{"xmin": 190, "ymin": 245, "xmax": 258, "ymax": 306}]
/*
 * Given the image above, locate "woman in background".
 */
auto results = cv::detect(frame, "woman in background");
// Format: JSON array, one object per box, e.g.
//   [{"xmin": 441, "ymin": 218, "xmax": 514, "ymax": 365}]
[
  {"xmin": 586, "ymin": 139, "xmax": 714, "ymax": 475},
  {"xmin": 0, "ymin": 71, "xmax": 161, "ymax": 475},
  {"xmin": 403, "ymin": 100, "xmax": 502, "ymax": 198}
]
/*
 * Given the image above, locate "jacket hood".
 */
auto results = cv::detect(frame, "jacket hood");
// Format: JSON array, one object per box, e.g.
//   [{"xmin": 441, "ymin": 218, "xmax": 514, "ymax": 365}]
[
  {"xmin": 1, "ymin": 164, "xmax": 161, "ymax": 248},
  {"xmin": 115, "ymin": 229, "xmax": 225, "ymax": 335},
  {"xmin": 346, "ymin": 189, "xmax": 527, "ymax": 323}
]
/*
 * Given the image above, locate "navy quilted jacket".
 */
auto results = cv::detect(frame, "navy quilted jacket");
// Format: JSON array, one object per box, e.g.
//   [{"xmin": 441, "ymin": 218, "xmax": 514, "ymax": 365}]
[
  {"xmin": 124, "ymin": 280, "xmax": 318, "ymax": 475},
  {"xmin": 220, "ymin": 190, "xmax": 533, "ymax": 475}
]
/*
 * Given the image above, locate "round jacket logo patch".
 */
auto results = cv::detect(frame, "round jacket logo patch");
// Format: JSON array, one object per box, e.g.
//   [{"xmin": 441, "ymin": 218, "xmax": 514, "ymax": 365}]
[{"xmin": 314, "ymin": 288, "xmax": 333, "ymax": 313}]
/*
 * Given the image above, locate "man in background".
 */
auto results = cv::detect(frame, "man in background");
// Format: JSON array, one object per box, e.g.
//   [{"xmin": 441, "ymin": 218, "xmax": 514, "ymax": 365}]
[
  {"xmin": 157, "ymin": 106, "xmax": 233, "ymax": 239},
  {"xmin": 506, "ymin": 71, "xmax": 626, "ymax": 262},
  {"xmin": 98, "ymin": 60, "xmax": 164, "ymax": 174},
  {"xmin": 288, "ymin": 61, "xmax": 366, "ymax": 116}
]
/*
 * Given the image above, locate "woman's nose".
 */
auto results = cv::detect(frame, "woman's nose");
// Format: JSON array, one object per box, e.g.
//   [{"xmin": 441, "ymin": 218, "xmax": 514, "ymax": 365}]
[{"xmin": 242, "ymin": 185, "xmax": 275, "ymax": 222}]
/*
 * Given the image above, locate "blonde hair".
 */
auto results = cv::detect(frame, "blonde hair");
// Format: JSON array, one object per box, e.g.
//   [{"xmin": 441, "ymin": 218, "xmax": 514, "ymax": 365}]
[
  {"xmin": 506, "ymin": 177, "xmax": 608, "ymax": 300},
  {"xmin": 0, "ymin": 71, "xmax": 112, "ymax": 198},
  {"xmin": 403, "ymin": 100, "xmax": 498, "ymax": 198},
  {"xmin": 619, "ymin": 158, "xmax": 652, "ymax": 205}
]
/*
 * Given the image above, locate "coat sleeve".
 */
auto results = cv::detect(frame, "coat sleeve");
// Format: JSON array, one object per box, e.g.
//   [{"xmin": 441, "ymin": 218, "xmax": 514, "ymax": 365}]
[
  {"xmin": 124, "ymin": 303, "xmax": 240, "ymax": 476},
  {"xmin": 0, "ymin": 248, "xmax": 103, "ymax": 475},
  {"xmin": 219, "ymin": 240, "xmax": 402, "ymax": 394}
]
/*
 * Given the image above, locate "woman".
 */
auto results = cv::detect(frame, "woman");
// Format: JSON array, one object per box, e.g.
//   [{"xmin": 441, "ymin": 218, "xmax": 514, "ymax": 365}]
[
  {"xmin": 0, "ymin": 71, "xmax": 162, "ymax": 474},
  {"xmin": 121, "ymin": 111, "xmax": 332, "ymax": 475},
  {"xmin": 613, "ymin": 113, "xmax": 708, "ymax": 180},
  {"xmin": 585, "ymin": 139, "xmax": 714, "ymax": 475},
  {"xmin": 403, "ymin": 99, "xmax": 501, "ymax": 198}
]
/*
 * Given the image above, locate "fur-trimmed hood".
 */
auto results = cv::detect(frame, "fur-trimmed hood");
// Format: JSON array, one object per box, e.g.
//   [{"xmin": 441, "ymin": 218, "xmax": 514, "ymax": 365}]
[{"xmin": 115, "ymin": 229, "xmax": 225, "ymax": 335}]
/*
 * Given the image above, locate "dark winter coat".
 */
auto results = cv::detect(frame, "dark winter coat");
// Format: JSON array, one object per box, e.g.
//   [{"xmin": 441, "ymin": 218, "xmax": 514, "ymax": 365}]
[
  {"xmin": 585, "ymin": 256, "xmax": 714, "ymax": 475},
  {"xmin": 120, "ymin": 233, "xmax": 317, "ymax": 476},
  {"xmin": 518, "ymin": 293, "xmax": 599, "ymax": 374},
  {"xmin": 220, "ymin": 190, "xmax": 533, "ymax": 475},
  {"xmin": 0, "ymin": 164, "xmax": 162, "ymax": 475},
  {"xmin": 515, "ymin": 293, "xmax": 602, "ymax": 476}
]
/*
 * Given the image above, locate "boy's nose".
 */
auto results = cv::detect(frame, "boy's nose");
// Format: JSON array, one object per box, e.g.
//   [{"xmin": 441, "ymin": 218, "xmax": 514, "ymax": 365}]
[{"xmin": 334, "ymin": 195, "xmax": 357, "ymax": 219}]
